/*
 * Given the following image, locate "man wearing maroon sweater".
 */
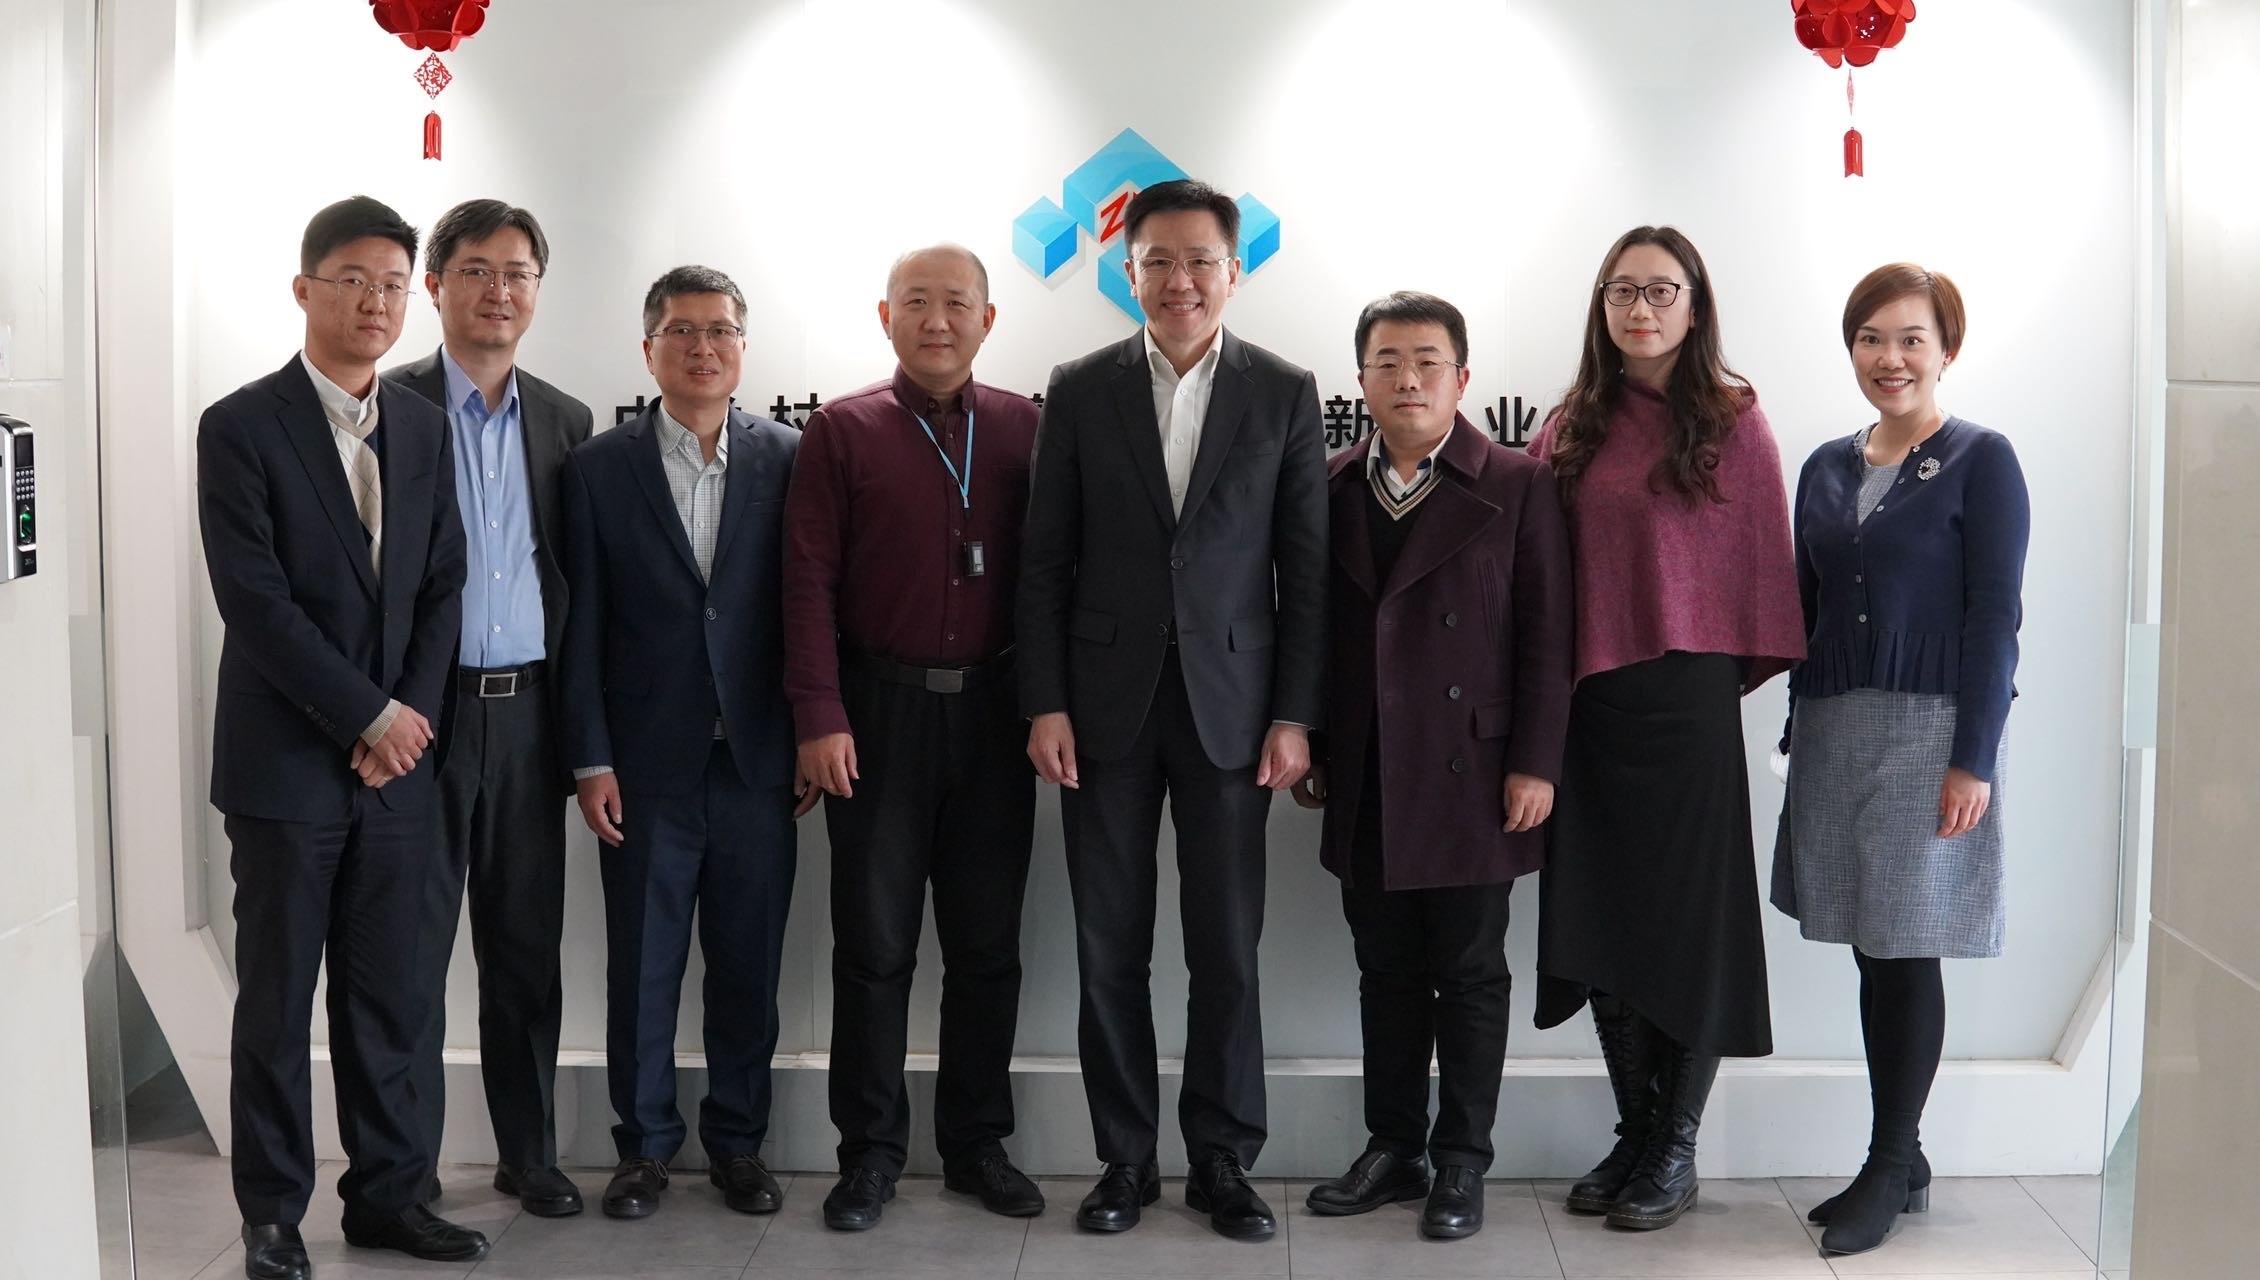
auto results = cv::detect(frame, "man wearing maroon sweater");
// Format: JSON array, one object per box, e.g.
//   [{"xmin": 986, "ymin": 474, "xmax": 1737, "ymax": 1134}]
[{"xmin": 782, "ymin": 245, "xmax": 1044, "ymax": 1231}]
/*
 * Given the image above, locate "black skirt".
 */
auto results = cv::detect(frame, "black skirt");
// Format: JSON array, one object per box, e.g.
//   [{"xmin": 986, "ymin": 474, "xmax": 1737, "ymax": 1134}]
[{"xmin": 1535, "ymin": 651, "xmax": 1773, "ymax": 1058}]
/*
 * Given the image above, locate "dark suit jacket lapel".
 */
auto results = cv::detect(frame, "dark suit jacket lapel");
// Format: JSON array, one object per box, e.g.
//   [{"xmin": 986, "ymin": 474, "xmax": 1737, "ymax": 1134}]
[
  {"xmin": 625, "ymin": 406, "xmax": 706, "ymax": 582},
  {"xmin": 1107, "ymin": 335, "xmax": 1177, "ymax": 532},
  {"xmin": 1330, "ymin": 437, "xmax": 1380, "ymax": 601},
  {"xmin": 706, "ymin": 410, "xmax": 760, "ymax": 582},
  {"xmin": 1177, "ymin": 329, "xmax": 1250, "ymax": 529},
  {"xmin": 276, "ymin": 358, "xmax": 382, "ymax": 601},
  {"xmin": 1380, "ymin": 418, "xmax": 1500, "ymax": 602},
  {"xmin": 520, "ymin": 381, "xmax": 568, "ymax": 555},
  {"xmin": 375, "ymin": 382, "xmax": 430, "ymax": 624}
]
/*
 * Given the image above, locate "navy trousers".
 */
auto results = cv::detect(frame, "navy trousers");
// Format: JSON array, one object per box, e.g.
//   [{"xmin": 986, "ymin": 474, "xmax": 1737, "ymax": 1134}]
[{"xmin": 599, "ymin": 740, "xmax": 797, "ymax": 1162}]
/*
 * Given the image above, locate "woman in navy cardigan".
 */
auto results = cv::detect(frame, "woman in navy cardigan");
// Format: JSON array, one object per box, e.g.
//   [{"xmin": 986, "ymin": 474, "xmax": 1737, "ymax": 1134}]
[{"xmin": 1772, "ymin": 265, "xmax": 2030, "ymax": 1258}]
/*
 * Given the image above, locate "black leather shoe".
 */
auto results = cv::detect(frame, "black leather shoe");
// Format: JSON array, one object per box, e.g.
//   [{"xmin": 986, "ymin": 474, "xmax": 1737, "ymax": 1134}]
[
  {"xmin": 1075, "ymin": 1160, "xmax": 1160, "ymax": 1232},
  {"xmin": 496, "ymin": 1164, "xmax": 584, "ymax": 1217},
  {"xmin": 1185, "ymin": 1153, "xmax": 1276, "ymax": 1241},
  {"xmin": 1566, "ymin": 993, "xmax": 1661, "ymax": 1214},
  {"xmin": 1810, "ymin": 1147, "xmax": 1929, "ymax": 1223},
  {"xmin": 1606, "ymin": 1042, "xmax": 1720, "ymax": 1231},
  {"xmin": 241, "ymin": 1224, "xmax": 310, "ymax": 1280},
  {"xmin": 602, "ymin": 1156, "xmax": 669, "ymax": 1219},
  {"xmin": 823, "ymin": 1167, "xmax": 895, "ymax": 1231},
  {"xmin": 1420, "ymin": 1166, "xmax": 1485, "ymax": 1239},
  {"xmin": 340, "ymin": 1204, "xmax": 490, "ymax": 1262},
  {"xmin": 710, "ymin": 1155, "xmax": 783, "ymax": 1215},
  {"xmin": 944, "ymin": 1153, "xmax": 1046, "ymax": 1217},
  {"xmin": 1305, "ymin": 1150, "xmax": 1429, "ymax": 1216}
]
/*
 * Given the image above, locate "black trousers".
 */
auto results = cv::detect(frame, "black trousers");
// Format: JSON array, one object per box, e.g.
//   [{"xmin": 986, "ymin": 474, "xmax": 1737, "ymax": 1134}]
[
  {"xmin": 1340, "ymin": 764, "xmax": 1514, "ymax": 1172},
  {"xmin": 226, "ymin": 792, "xmax": 443, "ymax": 1228},
  {"xmin": 600, "ymin": 741, "xmax": 796, "ymax": 1162},
  {"xmin": 412, "ymin": 677, "xmax": 569, "ymax": 1171},
  {"xmin": 825, "ymin": 665, "xmax": 1035, "ymax": 1176},
  {"xmin": 1062, "ymin": 649, "xmax": 1273, "ymax": 1168}
]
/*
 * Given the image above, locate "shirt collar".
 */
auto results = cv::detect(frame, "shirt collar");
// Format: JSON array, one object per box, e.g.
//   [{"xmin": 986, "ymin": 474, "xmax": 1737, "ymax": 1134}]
[
  {"xmin": 438, "ymin": 346, "xmax": 520, "ymax": 421},
  {"xmin": 1367, "ymin": 430, "xmax": 1448, "ymax": 489},
  {"xmin": 890, "ymin": 365, "xmax": 973, "ymax": 421},
  {"xmin": 658, "ymin": 402, "xmax": 729, "ymax": 468},
  {"xmin": 1142, "ymin": 325, "xmax": 1223, "ymax": 388},
  {"xmin": 299, "ymin": 351, "xmax": 379, "ymax": 429}
]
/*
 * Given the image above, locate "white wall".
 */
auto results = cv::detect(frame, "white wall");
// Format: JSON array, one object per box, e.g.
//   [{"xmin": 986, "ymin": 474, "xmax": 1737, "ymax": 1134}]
[
  {"xmin": 0, "ymin": 0, "xmax": 102, "ymax": 1271},
  {"xmin": 108, "ymin": 0, "xmax": 2143, "ymax": 1176}
]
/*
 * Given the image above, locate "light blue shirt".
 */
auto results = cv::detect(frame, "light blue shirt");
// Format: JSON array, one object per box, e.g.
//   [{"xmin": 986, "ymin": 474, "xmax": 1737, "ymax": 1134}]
[{"xmin": 443, "ymin": 349, "xmax": 545, "ymax": 666}]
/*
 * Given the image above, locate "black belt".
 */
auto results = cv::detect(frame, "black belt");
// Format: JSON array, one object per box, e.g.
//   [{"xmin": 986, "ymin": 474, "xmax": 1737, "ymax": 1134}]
[
  {"xmin": 457, "ymin": 661, "xmax": 543, "ymax": 699},
  {"xmin": 844, "ymin": 647, "xmax": 1012, "ymax": 695}
]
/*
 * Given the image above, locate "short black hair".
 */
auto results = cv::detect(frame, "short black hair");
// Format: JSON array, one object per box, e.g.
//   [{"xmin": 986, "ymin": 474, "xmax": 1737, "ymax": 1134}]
[
  {"xmin": 1122, "ymin": 179, "xmax": 1240, "ymax": 254},
  {"xmin": 425, "ymin": 199, "xmax": 551, "ymax": 275},
  {"xmin": 642, "ymin": 265, "xmax": 747, "ymax": 334},
  {"xmin": 300, "ymin": 196, "xmax": 418, "ymax": 277},
  {"xmin": 1355, "ymin": 291, "xmax": 1469, "ymax": 366}
]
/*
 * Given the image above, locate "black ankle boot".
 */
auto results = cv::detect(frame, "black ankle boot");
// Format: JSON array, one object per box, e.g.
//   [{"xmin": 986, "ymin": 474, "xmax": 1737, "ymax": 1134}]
[
  {"xmin": 1566, "ymin": 994, "xmax": 1659, "ymax": 1214},
  {"xmin": 1605, "ymin": 1039, "xmax": 1719, "ymax": 1231},
  {"xmin": 1819, "ymin": 1110, "xmax": 1928, "ymax": 1255},
  {"xmin": 1808, "ymin": 1145, "xmax": 1928, "ymax": 1224}
]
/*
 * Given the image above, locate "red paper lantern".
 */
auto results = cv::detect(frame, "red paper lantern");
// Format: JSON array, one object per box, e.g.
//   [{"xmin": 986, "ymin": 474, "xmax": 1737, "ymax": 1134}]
[
  {"xmin": 1793, "ymin": 0, "xmax": 1916, "ymax": 176},
  {"xmin": 368, "ymin": 1, "xmax": 490, "ymax": 52},
  {"xmin": 369, "ymin": 2, "xmax": 492, "ymax": 160}
]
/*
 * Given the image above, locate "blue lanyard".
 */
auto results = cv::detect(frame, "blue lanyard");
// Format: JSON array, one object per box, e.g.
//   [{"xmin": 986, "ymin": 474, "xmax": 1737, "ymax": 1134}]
[{"xmin": 913, "ymin": 409, "xmax": 975, "ymax": 511}]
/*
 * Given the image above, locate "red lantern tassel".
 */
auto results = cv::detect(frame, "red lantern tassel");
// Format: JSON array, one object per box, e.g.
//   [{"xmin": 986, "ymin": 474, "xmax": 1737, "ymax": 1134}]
[
  {"xmin": 1844, "ymin": 127, "xmax": 1864, "ymax": 177},
  {"xmin": 423, "ymin": 111, "xmax": 443, "ymax": 161}
]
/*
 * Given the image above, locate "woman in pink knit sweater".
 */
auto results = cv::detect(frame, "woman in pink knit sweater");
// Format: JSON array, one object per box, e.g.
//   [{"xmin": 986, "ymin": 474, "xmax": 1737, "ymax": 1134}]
[{"xmin": 1528, "ymin": 226, "xmax": 1805, "ymax": 1231}]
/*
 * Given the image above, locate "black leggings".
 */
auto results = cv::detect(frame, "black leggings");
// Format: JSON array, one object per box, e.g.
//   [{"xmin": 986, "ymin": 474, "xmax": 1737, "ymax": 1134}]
[{"xmin": 1855, "ymin": 950, "xmax": 1944, "ymax": 1141}]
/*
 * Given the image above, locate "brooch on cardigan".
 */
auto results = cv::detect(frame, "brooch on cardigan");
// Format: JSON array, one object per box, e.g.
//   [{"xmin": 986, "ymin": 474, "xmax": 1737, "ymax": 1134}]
[{"xmin": 1916, "ymin": 456, "xmax": 1942, "ymax": 480}]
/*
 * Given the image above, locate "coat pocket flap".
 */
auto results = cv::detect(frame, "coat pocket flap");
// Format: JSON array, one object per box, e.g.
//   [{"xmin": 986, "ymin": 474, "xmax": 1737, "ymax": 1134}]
[
  {"xmin": 1067, "ymin": 608, "xmax": 1117, "ymax": 644},
  {"xmin": 1473, "ymin": 697, "xmax": 1513, "ymax": 739},
  {"xmin": 1229, "ymin": 613, "xmax": 1276, "ymax": 652}
]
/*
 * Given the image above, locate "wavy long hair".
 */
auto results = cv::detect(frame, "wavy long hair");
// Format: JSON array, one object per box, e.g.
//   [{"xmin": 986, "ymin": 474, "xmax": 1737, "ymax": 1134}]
[{"xmin": 1544, "ymin": 226, "xmax": 1751, "ymax": 507}]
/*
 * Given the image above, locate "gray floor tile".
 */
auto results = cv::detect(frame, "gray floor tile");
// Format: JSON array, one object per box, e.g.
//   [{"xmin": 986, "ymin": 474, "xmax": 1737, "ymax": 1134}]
[
  {"xmin": 747, "ymin": 1176, "xmax": 1031, "ymax": 1275},
  {"xmin": 1775, "ymin": 1176, "xmax": 2093, "ymax": 1275},
  {"xmin": 1830, "ymin": 1273, "xmax": 2101, "ymax": 1280},
  {"xmin": 1284, "ymin": 1179, "xmax": 1561, "ymax": 1278},
  {"xmin": 1015, "ymin": 1178, "xmax": 1288, "ymax": 1277},
  {"xmin": 2016, "ymin": 1174, "xmax": 2104, "ymax": 1263},
  {"xmin": 474, "ymin": 1262, "xmax": 742, "ymax": 1279},
  {"xmin": 194, "ymin": 1243, "xmax": 479, "ymax": 1279},
  {"xmin": 479, "ymin": 1174, "xmax": 776, "ymax": 1269},
  {"xmin": 128, "ymin": 1147, "xmax": 248, "ymax": 1256},
  {"xmin": 132, "ymin": 1242, "xmax": 231, "ymax": 1280},
  {"xmin": 1536, "ymin": 1178, "xmax": 1832, "ymax": 1277}
]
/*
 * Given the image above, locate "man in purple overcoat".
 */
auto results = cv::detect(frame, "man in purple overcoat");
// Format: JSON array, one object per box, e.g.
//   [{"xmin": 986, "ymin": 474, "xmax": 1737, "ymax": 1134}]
[{"xmin": 1292, "ymin": 291, "xmax": 1575, "ymax": 1241}]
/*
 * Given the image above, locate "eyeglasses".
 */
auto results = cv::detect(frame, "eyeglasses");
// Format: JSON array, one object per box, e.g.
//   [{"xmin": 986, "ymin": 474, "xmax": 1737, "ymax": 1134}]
[
  {"xmin": 305, "ymin": 274, "xmax": 414, "ymax": 306},
  {"xmin": 1359, "ymin": 357, "xmax": 1464, "ymax": 382},
  {"xmin": 443, "ymin": 266, "xmax": 543, "ymax": 295},
  {"xmin": 1600, "ymin": 281, "xmax": 1688, "ymax": 309},
  {"xmin": 647, "ymin": 323, "xmax": 747, "ymax": 348},
  {"xmin": 1132, "ymin": 254, "xmax": 1234, "ymax": 279}
]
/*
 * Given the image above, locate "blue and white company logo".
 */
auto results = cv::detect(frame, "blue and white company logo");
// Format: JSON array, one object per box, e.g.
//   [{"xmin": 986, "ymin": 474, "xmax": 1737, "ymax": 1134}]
[{"xmin": 1013, "ymin": 129, "xmax": 1280, "ymax": 321}]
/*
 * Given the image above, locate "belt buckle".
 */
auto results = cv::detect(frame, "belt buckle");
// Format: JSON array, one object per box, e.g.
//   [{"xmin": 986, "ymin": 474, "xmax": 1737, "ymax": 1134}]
[
  {"xmin": 924, "ymin": 668, "xmax": 965, "ymax": 694},
  {"xmin": 477, "ymin": 671, "xmax": 519, "ymax": 699}
]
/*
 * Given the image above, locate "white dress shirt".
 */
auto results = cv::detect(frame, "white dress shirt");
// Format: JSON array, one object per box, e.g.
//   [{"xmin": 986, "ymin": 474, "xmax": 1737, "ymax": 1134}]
[
  {"xmin": 1143, "ymin": 326, "xmax": 1223, "ymax": 516},
  {"xmin": 299, "ymin": 352, "xmax": 404, "ymax": 749}
]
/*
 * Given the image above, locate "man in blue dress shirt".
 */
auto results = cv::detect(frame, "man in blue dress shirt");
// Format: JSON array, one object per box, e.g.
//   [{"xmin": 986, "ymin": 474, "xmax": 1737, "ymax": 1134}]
[{"xmin": 384, "ymin": 199, "xmax": 594, "ymax": 1218}]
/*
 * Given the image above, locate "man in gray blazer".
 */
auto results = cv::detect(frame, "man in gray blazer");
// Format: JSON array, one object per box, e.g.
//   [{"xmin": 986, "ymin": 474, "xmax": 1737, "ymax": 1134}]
[
  {"xmin": 383, "ymin": 199, "xmax": 593, "ymax": 1218},
  {"xmin": 1016, "ymin": 179, "xmax": 1328, "ymax": 1241}
]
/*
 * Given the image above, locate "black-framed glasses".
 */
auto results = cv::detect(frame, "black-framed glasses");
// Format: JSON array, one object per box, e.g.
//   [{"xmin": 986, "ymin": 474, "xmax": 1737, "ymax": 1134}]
[
  {"xmin": 1600, "ymin": 281, "xmax": 1688, "ymax": 309},
  {"xmin": 647, "ymin": 323, "xmax": 747, "ymax": 348},
  {"xmin": 305, "ymin": 274, "xmax": 414, "ymax": 306},
  {"xmin": 443, "ymin": 265, "xmax": 543, "ymax": 295},
  {"xmin": 1359, "ymin": 357, "xmax": 1464, "ymax": 382},
  {"xmin": 1131, "ymin": 254, "xmax": 1234, "ymax": 279}
]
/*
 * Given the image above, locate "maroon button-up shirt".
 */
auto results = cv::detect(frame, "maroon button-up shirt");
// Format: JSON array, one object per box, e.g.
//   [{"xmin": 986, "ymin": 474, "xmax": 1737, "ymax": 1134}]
[{"xmin": 782, "ymin": 366, "xmax": 1038, "ymax": 743}]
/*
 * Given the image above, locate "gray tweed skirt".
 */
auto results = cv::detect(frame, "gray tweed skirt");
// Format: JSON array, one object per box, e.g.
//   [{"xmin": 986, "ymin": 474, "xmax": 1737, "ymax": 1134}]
[{"xmin": 1770, "ymin": 689, "xmax": 2007, "ymax": 959}]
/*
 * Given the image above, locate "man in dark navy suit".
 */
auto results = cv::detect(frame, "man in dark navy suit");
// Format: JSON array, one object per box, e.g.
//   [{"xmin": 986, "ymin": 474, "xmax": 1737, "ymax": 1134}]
[
  {"xmin": 556, "ymin": 265, "xmax": 804, "ymax": 1221},
  {"xmin": 197, "ymin": 196, "xmax": 484, "ymax": 1278}
]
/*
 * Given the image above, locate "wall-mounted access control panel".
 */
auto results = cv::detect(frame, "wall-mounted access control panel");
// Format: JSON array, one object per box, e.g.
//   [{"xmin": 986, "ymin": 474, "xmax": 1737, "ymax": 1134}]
[{"xmin": 1, "ymin": 416, "xmax": 34, "ymax": 582}]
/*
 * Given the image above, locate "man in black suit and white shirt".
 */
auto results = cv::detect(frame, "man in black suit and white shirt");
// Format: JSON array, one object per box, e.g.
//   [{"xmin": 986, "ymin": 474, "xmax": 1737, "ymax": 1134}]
[
  {"xmin": 197, "ymin": 196, "xmax": 484, "ymax": 1278},
  {"xmin": 383, "ymin": 199, "xmax": 593, "ymax": 1218},
  {"xmin": 1016, "ymin": 179, "xmax": 1328, "ymax": 1241}
]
